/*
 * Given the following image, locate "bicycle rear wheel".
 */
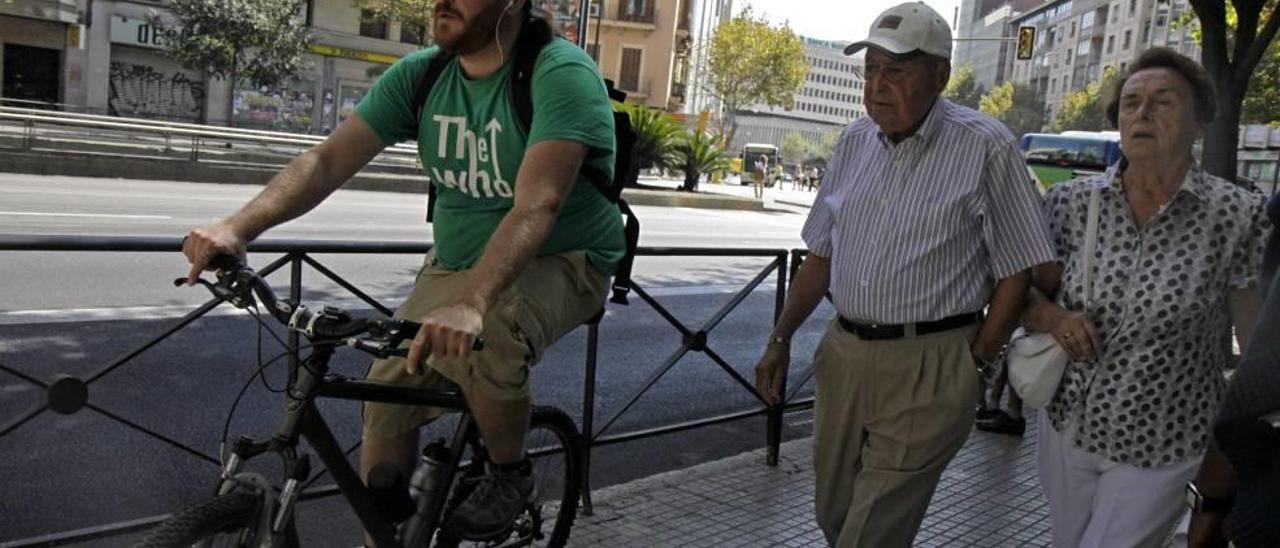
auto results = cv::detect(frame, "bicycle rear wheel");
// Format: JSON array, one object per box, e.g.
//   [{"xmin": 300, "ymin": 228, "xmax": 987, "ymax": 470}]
[
  {"xmin": 134, "ymin": 492, "xmax": 299, "ymax": 548},
  {"xmin": 435, "ymin": 405, "xmax": 583, "ymax": 548}
]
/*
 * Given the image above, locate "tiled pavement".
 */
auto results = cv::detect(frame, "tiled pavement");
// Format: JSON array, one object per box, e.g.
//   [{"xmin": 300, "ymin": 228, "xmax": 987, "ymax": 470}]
[{"xmin": 569, "ymin": 411, "xmax": 1049, "ymax": 547}]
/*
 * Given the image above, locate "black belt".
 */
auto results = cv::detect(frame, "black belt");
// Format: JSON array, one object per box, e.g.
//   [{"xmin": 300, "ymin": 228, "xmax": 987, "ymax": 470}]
[{"xmin": 838, "ymin": 312, "xmax": 982, "ymax": 340}]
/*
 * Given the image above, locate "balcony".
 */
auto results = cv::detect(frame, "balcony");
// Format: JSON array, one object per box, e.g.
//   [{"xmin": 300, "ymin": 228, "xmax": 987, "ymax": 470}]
[
  {"xmin": 670, "ymin": 82, "xmax": 686, "ymax": 99},
  {"xmin": 616, "ymin": 76, "xmax": 652, "ymax": 98},
  {"xmin": 616, "ymin": 1, "xmax": 656, "ymax": 24}
]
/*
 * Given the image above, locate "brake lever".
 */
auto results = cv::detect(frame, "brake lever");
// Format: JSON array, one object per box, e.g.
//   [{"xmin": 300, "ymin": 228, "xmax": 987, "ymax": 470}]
[{"xmin": 173, "ymin": 276, "xmax": 253, "ymax": 308}]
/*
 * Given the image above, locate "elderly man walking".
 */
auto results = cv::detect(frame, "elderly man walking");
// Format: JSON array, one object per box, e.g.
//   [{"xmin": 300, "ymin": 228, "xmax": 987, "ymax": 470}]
[{"xmin": 753, "ymin": 3, "xmax": 1055, "ymax": 546}]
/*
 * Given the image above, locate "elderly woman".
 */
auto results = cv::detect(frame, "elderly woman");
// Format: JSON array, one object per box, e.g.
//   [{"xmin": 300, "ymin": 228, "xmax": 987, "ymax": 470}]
[{"xmin": 1023, "ymin": 47, "xmax": 1270, "ymax": 547}]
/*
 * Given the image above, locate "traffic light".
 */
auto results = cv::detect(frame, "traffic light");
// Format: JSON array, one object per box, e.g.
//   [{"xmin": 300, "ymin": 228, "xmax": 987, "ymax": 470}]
[{"xmin": 1017, "ymin": 26, "xmax": 1036, "ymax": 60}]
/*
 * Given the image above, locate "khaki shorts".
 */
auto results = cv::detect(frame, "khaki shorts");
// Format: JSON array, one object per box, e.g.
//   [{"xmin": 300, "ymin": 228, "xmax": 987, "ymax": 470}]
[{"xmin": 362, "ymin": 250, "xmax": 608, "ymax": 438}]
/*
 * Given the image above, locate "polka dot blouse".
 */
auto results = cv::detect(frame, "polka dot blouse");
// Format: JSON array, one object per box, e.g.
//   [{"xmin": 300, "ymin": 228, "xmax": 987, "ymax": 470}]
[{"xmin": 1041, "ymin": 165, "xmax": 1271, "ymax": 468}]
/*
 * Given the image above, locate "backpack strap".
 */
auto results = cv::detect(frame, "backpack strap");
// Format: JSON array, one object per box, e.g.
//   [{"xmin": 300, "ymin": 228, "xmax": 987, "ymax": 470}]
[
  {"xmin": 414, "ymin": 50, "xmax": 455, "ymax": 223},
  {"xmin": 510, "ymin": 23, "xmax": 553, "ymax": 135},
  {"xmin": 610, "ymin": 198, "xmax": 640, "ymax": 305}
]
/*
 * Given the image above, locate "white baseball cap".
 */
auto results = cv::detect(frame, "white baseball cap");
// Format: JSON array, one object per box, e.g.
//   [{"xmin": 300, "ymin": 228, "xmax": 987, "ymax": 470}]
[{"xmin": 843, "ymin": 2, "xmax": 953, "ymax": 60}]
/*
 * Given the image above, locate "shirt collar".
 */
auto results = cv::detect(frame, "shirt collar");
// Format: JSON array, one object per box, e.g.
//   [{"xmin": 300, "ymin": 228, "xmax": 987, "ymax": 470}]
[
  {"xmin": 1103, "ymin": 160, "xmax": 1210, "ymax": 202},
  {"xmin": 875, "ymin": 98, "xmax": 947, "ymax": 149}
]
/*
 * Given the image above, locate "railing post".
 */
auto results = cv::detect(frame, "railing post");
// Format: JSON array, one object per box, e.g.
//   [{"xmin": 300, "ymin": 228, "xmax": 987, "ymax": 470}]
[
  {"xmin": 190, "ymin": 136, "xmax": 200, "ymax": 161},
  {"xmin": 23, "ymin": 119, "xmax": 34, "ymax": 151},
  {"xmin": 289, "ymin": 253, "xmax": 304, "ymax": 364},
  {"xmin": 765, "ymin": 252, "xmax": 789, "ymax": 466},
  {"xmin": 580, "ymin": 318, "xmax": 600, "ymax": 515}
]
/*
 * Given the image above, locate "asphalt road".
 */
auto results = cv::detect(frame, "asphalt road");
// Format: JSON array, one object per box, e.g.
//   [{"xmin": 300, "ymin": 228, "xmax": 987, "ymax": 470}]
[{"xmin": 0, "ymin": 173, "xmax": 832, "ymax": 544}]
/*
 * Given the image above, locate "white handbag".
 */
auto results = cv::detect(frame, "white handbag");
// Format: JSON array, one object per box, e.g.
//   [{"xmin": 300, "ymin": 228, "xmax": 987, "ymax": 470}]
[{"xmin": 1008, "ymin": 183, "xmax": 1103, "ymax": 408}]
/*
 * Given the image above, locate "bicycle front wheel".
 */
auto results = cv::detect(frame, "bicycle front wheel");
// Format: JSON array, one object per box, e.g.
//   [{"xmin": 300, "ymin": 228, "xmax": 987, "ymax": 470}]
[
  {"xmin": 134, "ymin": 492, "xmax": 299, "ymax": 548},
  {"xmin": 437, "ymin": 405, "xmax": 583, "ymax": 548}
]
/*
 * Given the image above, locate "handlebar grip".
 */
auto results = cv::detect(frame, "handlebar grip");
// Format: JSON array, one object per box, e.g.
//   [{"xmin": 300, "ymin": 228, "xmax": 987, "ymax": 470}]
[{"xmin": 208, "ymin": 253, "xmax": 243, "ymax": 272}]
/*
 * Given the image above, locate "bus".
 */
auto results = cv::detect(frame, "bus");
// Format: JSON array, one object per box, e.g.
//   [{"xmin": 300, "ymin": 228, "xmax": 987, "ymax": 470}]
[
  {"xmin": 740, "ymin": 143, "xmax": 780, "ymax": 187},
  {"xmin": 1019, "ymin": 131, "xmax": 1123, "ymax": 188}
]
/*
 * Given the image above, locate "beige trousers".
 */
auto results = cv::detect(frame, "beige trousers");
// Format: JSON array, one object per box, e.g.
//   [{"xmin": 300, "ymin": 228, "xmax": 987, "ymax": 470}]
[{"xmin": 813, "ymin": 321, "xmax": 980, "ymax": 548}]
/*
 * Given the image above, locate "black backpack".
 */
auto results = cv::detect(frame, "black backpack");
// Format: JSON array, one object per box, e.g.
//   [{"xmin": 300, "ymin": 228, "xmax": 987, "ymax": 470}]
[{"xmin": 411, "ymin": 24, "xmax": 640, "ymax": 305}]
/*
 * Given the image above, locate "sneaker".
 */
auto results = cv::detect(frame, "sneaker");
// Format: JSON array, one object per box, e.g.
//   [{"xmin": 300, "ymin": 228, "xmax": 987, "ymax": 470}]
[
  {"xmin": 447, "ymin": 459, "xmax": 535, "ymax": 541},
  {"xmin": 976, "ymin": 410, "xmax": 1026, "ymax": 436}
]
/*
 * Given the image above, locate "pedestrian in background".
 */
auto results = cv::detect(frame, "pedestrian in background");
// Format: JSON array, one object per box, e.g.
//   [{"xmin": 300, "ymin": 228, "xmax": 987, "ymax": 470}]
[
  {"xmin": 1022, "ymin": 48, "xmax": 1269, "ymax": 548},
  {"xmin": 1191, "ymin": 192, "xmax": 1280, "ymax": 548},
  {"xmin": 752, "ymin": 3, "xmax": 1054, "ymax": 546}
]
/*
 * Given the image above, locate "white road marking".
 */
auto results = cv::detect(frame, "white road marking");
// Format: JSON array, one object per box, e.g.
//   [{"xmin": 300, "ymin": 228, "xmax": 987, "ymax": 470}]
[
  {"xmin": 0, "ymin": 284, "xmax": 779, "ymax": 325},
  {"xmin": 0, "ymin": 211, "xmax": 173, "ymax": 220}
]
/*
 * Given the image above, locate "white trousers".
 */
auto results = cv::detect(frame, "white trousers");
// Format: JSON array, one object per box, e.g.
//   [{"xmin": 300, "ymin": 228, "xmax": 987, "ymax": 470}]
[{"xmin": 1037, "ymin": 412, "xmax": 1201, "ymax": 548}]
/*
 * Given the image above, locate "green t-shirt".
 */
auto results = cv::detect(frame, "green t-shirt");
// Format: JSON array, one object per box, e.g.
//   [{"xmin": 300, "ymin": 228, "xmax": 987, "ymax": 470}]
[{"xmin": 355, "ymin": 39, "xmax": 624, "ymax": 274}]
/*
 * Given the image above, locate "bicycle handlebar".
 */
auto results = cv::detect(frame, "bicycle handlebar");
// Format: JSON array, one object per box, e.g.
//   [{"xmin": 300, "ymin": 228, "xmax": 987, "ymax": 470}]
[{"xmin": 178, "ymin": 253, "xmax": 481, "ymax": 359}]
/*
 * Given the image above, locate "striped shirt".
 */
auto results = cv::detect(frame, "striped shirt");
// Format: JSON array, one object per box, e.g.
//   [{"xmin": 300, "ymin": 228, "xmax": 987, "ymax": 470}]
[{"xmin": 801, "ymin": 99, "xmax": 1055, "ymax": 323}]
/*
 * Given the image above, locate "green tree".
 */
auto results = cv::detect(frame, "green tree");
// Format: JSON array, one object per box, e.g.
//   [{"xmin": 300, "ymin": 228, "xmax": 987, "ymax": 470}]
[
  {"xmin": 944, "ymin": 63, "xmax": 985, "ymax": 110},
  {"xmin": 616, "ymin": 101, "xmax": 682, "ymax": 176},
  {"xmin": 779, "ymin": 132, "xmax": 811, "ymax": 167},
  {"xmin": 980, "ymin": 82, "xmax": 1046, "ymax": 138},
  {"xmin": 355, "ymin": 0, "xmax": 434, "ymax": 31},
  {"xmin": 1189, "ymin": 0, "xmax": 1280, "ymax": 179},
  {"xmin": 806, "ymin": 131, "xmax": 840, "ymax": 165},
  {"xmin": 1051, "ymin": 70, "xmax": 1117, "ymax": 132},
  {"xmin": 705, "ymin": 8, "xmax": 808, "ymax": 145},
  {"xmin": 149, "ymin": 0, "xmax": 310, "ymax": 125},
  {"xmin": 677, "ymin": 131, "xmax": 732, "ymax": 191}
]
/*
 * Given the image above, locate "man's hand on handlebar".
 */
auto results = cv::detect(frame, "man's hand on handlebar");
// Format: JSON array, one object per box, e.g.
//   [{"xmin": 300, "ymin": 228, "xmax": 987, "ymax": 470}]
[
  {"xmin": 183, "ymin": 223, "xmax": 250, "ymax": 286},
  {"xmin": 405, "ymin": 302, "xmax": 484, "ymax": 374}
]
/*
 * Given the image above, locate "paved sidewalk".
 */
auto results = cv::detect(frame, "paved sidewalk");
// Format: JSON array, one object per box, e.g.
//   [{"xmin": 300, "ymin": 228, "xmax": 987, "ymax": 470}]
[{"xmin": 570, "ymin": 412, "xmax": 1049, "ymax": 547}]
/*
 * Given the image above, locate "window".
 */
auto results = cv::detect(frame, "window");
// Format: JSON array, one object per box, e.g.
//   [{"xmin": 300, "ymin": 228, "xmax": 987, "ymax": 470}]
[
  {"xmin": 359, "ymin": 9, "xmax": 388, "ymax": 39},
  {"xmin": 400, "ymin": 23, "xmax": 426, "ymax": 45},
  {"xmin": 1070, "ymin": 21, "xmax": 1076, "ymax": 37},
  {"xmin": 1129, "ymin": 0, "xmax": 1137, "ymax": 17},
  {"xmin": 1124, "ymin": 29, "xmax": 1132, "ymax": 49},
  {"xmin": 1066, "ymin": 48, "xmax": 1072, "ymax": 63},
  {"xmin": 1107, "ymin": 35, "xmax": 1115, "ymax": 54},
  {"xmin": 1156, "ymin": 13, "xmax": 1167, "ymax": 27},
  {"xmin": 1111, "ymin": 2, "xmax": 1119, "ymax": 23},
  {"xmin": 1081, "ymin": 12, "xmax": 1094, "ymax": 32},
  {"xmin": 1120, "ymin": 61, "xmax": 1127, "ymax": 72},
  {"xmin": 619, "ymin": 47, "xmax": 642, "ymax": 92}
]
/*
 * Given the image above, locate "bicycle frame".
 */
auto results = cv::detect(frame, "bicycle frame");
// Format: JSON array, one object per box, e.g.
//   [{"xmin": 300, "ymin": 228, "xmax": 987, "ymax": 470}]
[{"xmin": 220, "ymin": 343, "xmax": 478, "ymax": 548}]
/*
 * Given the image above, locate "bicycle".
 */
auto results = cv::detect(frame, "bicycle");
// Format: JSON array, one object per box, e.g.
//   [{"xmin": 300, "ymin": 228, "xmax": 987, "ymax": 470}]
[{"xmin": 136, "ymin": 256, "xmax": 584, "ymax": 548}]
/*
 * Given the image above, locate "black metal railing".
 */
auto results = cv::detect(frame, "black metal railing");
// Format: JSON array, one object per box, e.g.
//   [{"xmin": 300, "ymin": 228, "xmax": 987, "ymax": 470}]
[{"xmin": 0, "ymin": 235, "xmax": 815, "ymax": 546}]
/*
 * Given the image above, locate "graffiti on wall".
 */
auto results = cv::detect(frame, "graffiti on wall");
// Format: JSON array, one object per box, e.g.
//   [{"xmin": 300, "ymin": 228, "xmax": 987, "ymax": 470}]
[{"xmin": 108, "ymin": 62, "xmax": 205, "ymax": 122}]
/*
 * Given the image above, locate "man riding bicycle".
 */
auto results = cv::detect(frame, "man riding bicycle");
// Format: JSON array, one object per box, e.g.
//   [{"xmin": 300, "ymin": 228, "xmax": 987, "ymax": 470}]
[{"xmin": 181, "ymin": 0, "xmax": 623, "ymax": 542}]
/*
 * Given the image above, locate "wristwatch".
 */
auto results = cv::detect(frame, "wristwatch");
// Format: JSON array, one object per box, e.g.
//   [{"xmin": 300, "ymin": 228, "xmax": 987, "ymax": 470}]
[
  {"xmin": 767, "ymin": 335, "xmax": 790, "ymax": 347},
  {"xmin": 1185, "ymin": 482, "xmax": 1235, "ymax": 514}
]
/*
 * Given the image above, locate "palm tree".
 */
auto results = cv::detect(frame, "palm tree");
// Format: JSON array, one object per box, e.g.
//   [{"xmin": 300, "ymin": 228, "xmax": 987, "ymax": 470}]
[
  {"xmin": 615, "ymin": 101, "xmax": 682, "ymax": 177},
  {"xmin": 677, "ymin": 131, "xmax": 732, "ymax": 192}
]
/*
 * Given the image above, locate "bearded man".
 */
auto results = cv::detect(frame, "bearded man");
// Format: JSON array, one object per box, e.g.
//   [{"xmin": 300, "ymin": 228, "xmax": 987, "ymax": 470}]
[{"xmin": 181, "ymin": 0, "xmax": 622, "ymax": 542}]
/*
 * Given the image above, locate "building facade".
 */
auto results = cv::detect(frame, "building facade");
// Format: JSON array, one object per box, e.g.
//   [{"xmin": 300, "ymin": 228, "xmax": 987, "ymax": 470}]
[
  {"xmin": 0, "ymin": 0, "xmax": 83, "ymax": 107},
  {"xmin": 1008, "ymin": 0, "xmax": 1201, "ymax": 121},
  {"xmin": 680, "ymin": 0, "xmax": 732, "ymax": 117},
  {"xmin": 2, "ymin": 0, "xmax": 597, "ymax": 132},
  {"xmin": 82, "ymin": 0, "xmax": 425, "ymax": 131},
  {"xmin": 583, "ymin": 0, "xmax": 691, "ymax": 112},
  {"xmin": 730, "ymin": 37, "xmax": 865, "ymax": 154},
  {"xmin": 953, "ymin": 0, "xmax": 1049, "ymax": 91}
]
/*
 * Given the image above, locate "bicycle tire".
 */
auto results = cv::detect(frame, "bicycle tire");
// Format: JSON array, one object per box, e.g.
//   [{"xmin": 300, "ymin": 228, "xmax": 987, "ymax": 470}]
[
  {"xmin": 434, "ymin": 405, "xmax": 583, "ymax": 548},
  {"xmin": 134, "ymin": 492, "xmax": 300, "ymax": 548}
]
